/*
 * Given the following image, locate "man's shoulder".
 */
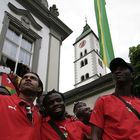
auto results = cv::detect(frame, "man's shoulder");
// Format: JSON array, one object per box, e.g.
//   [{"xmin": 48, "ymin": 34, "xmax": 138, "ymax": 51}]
[
  {"xmin": 66, "ymin": 118, "xmax": 85, "ymax": 126},
  {"xmin": 0, "ymin": 94, "xmax": 14, "ymax": 106},
  {"xmin": 0, "ymin": 93, "xmax": 20, "ymax": 103},
  {"xmin": 94, "ymin": 94, "xmax": 116, "ymax": 106},
  {"xmin": 98, "ymin": 94, "xmax": 114, "ymax": 100},
  {"xmin": 0, "ymin": 94, "xmax": 12, "ymax": 100}
]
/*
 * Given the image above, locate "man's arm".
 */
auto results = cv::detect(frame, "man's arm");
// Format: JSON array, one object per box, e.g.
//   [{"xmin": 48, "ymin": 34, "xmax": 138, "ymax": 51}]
[{"xmin": 91, "ymin": 124, "xmax": 103, "ymax": 140}]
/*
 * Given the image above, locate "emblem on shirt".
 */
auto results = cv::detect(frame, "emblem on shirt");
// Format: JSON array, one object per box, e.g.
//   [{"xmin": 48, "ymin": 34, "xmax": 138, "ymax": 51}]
[{"xmin": 8, "ymin": 105, "xmax": 16, "ymax": 111}]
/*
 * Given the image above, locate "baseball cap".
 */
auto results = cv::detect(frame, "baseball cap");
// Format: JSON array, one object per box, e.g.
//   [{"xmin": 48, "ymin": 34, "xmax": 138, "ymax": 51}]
[{"xmin": 109, "ymin": 57, "xmax": 134, "ymax": 73}]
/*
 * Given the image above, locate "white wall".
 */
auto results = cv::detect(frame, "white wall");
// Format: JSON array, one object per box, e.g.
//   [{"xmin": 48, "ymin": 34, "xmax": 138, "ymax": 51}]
[
  {"xmin": 66, "ymin": 88, "xmax": 115, "ymax": 115},
  {"xmin": 47, "ymin": 36, "xmax": 60, "ymax": 91}
]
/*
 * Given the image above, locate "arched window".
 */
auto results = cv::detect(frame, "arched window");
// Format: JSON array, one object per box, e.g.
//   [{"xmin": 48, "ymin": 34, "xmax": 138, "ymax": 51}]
[
  {"xmin": 85, "ymin": 49, "xmax": 87, "ymax": 55},
  {"xmin": 81, "ymin": 75, "xmax": 85, "ymax": 81},
  {"xmin": 80, "ymin": 61, "xmax": 84, "ymax": 67},
  {"xmin": 80, "ymin": 52, "xmax": 83, "ymax": 57},
  {"xmin": 99, "ymin": 73, "xmax": 102, "ymax": 77},
  {"xmin": 85, "ymin": 73, "xmax": 89, "ymax": 79},
  {"xmin": 84, "ymin": 59, "xmax": 88, "ymax": 65}
]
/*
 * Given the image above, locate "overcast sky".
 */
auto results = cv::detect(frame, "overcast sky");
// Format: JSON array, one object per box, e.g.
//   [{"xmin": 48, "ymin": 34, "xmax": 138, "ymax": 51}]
[{"xmin": 47, "ymin": 0, "xmax": 140, "ymax": 92}]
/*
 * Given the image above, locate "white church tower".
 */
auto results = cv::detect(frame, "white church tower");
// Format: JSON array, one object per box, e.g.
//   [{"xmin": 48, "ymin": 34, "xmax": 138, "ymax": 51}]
[{"xmin": 73, "ymin": 23, "xmax": 106, "ymax": 88}]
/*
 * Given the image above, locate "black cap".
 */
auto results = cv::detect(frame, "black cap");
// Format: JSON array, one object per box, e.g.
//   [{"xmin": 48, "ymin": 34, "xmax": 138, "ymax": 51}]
[{"xmin": 109, "ymin": 57, "xmax": 134, "ymax": 73}]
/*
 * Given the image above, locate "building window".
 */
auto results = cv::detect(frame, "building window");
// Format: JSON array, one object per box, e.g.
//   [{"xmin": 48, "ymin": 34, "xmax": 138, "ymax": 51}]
[
  {"xmin": 80, "ymin": 52, "xmax": 83, "ymax": 57},
  {"xmin": 98, "ymin": 58, "xmax": 103, "ymax": 68},
  {"xmin": 0, "ymin": 12, "xmax": 42, "ymax": 76},
  {"xmin": 1, "ymin": 27, "xmax": 33, "ymax": 76},
  {"xmin": 80, "ymin": 61, "xmax": 84, "ymax": 67},
  {"xmin": 85, "ymin": 73, "xmax": 89, "ymax": 79},
  {"xmin": 81, "ymin": 75, "xmax": 84, "ymax": 81},
  {"xmin": 84, "ymin": 58, "xmax": 88, "ymax": 65},
  {"xmin": 80, "ymin": 59, "xmax": 88, "ymax": 68},
  {"xmin": 84, "ymin": 49, "xmax": 87, "ymax": 55}
]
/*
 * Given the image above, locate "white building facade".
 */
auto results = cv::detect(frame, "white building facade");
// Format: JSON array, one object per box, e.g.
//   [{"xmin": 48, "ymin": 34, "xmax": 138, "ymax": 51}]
[{"xmin": 0, "ymin": 0, "xmax": 72, "ymax": 91}]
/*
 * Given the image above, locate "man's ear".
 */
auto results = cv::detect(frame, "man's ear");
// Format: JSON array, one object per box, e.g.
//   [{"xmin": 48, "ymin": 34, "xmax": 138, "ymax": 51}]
[
  {"xmin": 130, "ymin": 72, "xmax": 135, "ymax": 80},
  {"xmin": 38, "ymin": 86, "xmax": 42, "ymax": 92}
]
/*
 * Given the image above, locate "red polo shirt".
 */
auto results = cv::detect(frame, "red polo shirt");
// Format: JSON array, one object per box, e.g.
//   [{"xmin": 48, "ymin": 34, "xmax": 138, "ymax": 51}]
[
  {"xmin": 41, "ymin": 117, "xmax": 90, "ymax": 140},
  {"xmin": 0, "ymin": 94, "xmax": 41, "ymax": 140},
  {"xmin": 90, "ymin": 95, "xmax": 140, "ymax": 140}
]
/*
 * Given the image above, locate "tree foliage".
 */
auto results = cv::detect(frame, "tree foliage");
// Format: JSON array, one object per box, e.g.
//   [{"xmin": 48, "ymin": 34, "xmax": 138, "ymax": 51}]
[{"xmin": 129, "ymin": 44, "xmax": 140, "ymax": 97}]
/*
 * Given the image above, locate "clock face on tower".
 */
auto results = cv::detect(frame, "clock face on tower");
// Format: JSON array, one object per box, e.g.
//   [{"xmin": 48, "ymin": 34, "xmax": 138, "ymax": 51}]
[{"xmin": 79, "ymin": 40, "xmax": 86, "ymax": 48}]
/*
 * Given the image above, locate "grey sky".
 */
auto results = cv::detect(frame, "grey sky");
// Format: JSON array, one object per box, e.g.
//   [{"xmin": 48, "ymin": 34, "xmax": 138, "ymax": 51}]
[{"xmin": 47, "ymin": 0, "xmax": 140, "ymax": 92}]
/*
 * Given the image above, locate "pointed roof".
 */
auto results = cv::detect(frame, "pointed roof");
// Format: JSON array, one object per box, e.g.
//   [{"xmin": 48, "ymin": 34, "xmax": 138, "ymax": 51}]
[{"xmin": 73, "ymin": 23, "xmax": 98, "ymax": 45}]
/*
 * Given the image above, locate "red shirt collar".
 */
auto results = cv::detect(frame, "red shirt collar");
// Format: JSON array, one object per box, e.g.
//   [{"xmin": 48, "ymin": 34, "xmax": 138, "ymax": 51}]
[{"xmin": 11, "ymin": 93, "xmax": 31, "ymax": 106}]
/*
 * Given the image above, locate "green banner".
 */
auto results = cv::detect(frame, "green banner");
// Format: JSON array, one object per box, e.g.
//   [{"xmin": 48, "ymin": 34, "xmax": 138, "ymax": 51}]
[{"xmin": 94, "ymin": 0, "xmax": 115, "ymax": 67}]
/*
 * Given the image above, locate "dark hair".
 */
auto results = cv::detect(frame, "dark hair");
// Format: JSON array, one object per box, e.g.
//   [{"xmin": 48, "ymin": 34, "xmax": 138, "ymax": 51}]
[
  {"xmin": 43, "ymin": 89, "xmax": 65, "ymax": 107},
  {"xmin": 30, "ymin": 72, "xmax": 43, "ymax": 93},
  {"xmin": 73, "ymin": 101, "xmax": 86, "ymax": 114},
  {"xmin": 20, "ymin": 72, "xmax": 43, "ymax": 95}
]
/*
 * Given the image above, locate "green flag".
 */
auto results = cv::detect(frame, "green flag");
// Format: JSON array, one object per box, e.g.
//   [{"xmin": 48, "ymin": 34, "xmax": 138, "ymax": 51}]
[{"xmin": 94, "ymin": 0, "xmax": 115, "ymax": 67}]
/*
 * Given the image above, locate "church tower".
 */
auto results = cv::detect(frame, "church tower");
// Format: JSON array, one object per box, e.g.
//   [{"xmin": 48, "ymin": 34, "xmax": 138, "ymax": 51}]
[{"xmin": 73, "ymin": 23, "xmax": 106, "ymax": 88}]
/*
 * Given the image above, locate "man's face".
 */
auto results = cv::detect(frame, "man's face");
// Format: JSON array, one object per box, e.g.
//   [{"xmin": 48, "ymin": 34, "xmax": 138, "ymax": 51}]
[
  {"xmin": 112, "ymin": 66, "xmax": 132, "ymax": 84},
  {"xmin": 75, "ymin": 102, "xmax": 87, "ymax": 114},
  {"xmin": 45, "ymin": 93, "xmax": 65, "ymax": 118},
  {"xmin": 19, "ymin": 73, "xmax": 40, "ymax": 96},
  {"xmin": 74, "ymin": 102, "xmax": 91, "ymax": 121}
]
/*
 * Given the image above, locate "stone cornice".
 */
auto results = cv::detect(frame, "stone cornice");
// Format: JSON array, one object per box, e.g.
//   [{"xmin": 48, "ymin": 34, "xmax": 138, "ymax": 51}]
[
  {"xmin": 5, "ymin": 12, "xmax": 41, "ymax": 40},
  {"xmin": 8, "ymin": 2, "xmax": 42, "ymax": 31},
  {"xmin": 16, "ymin": 0, "xmax": 72, "ymax": 40}
]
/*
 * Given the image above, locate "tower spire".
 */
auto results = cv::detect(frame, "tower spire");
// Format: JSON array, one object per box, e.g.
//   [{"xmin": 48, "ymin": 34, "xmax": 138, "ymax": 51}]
[{"xmin": 85, "ymin": 17, "xmax": 87, "ymax": 25}]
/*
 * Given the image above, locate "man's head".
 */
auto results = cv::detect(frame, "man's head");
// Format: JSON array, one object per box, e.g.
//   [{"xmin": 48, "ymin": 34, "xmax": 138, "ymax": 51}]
[
  {"xmin": 43, "ymin": 89, "xmax": 65, "ymax": 120},
  {"xmin": 109, "ymin": 58, "xmax": 134, "ymax": 73},
  {"xmin": 73, "ymin": 101, "xmax": 91, "ymax": 122},
  {"xmin": 19, "ymin": 72, "xmax": 43, "ymax": 97},
  {"xmin": 109, "ymin": 58, "xmax": 134, "ymax": 84}
]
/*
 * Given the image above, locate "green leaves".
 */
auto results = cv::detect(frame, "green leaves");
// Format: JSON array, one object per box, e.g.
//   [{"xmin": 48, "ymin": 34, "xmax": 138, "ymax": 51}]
[{"xmin": 129, "ymin": 45, "xmax": 140, "ymax": 97}]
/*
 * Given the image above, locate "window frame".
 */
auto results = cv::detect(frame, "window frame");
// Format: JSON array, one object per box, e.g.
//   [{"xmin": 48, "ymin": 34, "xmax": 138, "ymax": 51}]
[{"xmin": 0, "ymin": 12, "xmax": 42, "ymax": 73}]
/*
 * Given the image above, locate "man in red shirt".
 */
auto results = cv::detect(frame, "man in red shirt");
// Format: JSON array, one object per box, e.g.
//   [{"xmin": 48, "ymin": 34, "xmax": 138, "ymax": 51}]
[
  {"xmin": 0, "ymin": 72, "xmax": 43, "ymax": 140},
  {"xmin": 73, "ymin": 101, "xmax": 92, "ymax": 140},
  {"xmin": 41, "ymin": 89, "xmax": 91, "ymax": 140},
  {"xmin": 73, "ymin": 101, "xmax": 92, "ymax": 125},
  {"xmin": 90, "ymin": 58, "xmax": 140, "ymax": 140}
]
